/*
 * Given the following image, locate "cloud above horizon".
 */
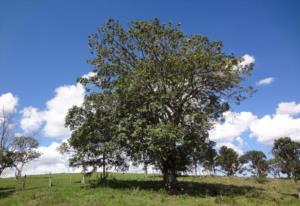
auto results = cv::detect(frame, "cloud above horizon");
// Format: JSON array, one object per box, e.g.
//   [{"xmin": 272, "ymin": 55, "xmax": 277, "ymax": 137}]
[
  {"xmin": 257, "ymin": 77, "xmax": 274, "ymax": 86},
  {"xmin": 0, "ymin": 93, "xmax": 18, "ymax": 115},
  {"xmin": 19, "ymin": 83, "xmax": 85, "ymax": 138},
  {"xmin": 42, "ymin": 83, "xmax": 85, "ymax": 138},
  {"xmin": 210, "ymin": 101, "xmax": 300, "ymax": 151}
]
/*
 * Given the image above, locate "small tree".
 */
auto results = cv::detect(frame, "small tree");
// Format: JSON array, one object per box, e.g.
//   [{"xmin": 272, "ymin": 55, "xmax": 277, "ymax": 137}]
[
  {"xmin": 216, "ymin": 146, "xmax": 241, "ymax": 176},
  {"xmin": 240, "ymin": 150, "xmax": 269, "ymax": 177},
  {"xmin": 11, "ymin": 136, "xmax": 41, "ymax": 179},
  {"xmin": 65, "ymin": 94, "xmax": 128, "ymax": 180}
]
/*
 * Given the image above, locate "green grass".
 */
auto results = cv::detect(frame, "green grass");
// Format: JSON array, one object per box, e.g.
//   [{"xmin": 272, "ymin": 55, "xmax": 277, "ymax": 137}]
[{"xmin": 0, "ymin": 173, "xmax": 299, "ymax": 206}]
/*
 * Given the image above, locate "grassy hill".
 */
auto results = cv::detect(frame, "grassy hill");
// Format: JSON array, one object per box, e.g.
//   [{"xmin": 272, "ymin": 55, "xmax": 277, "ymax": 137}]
[{"xmin": 0, "ymin": 173, "xmax": 299, "ymax": 206}]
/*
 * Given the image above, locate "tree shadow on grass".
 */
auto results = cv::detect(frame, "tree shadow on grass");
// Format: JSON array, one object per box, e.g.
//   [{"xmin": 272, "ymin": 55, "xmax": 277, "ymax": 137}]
[
  {"xmin": 89, "ymin": 178, "xmax": 259, "ymax": 197},
  {"xmin": 0, "ymin": 187, "xmax": 15, "ymax": 199}
]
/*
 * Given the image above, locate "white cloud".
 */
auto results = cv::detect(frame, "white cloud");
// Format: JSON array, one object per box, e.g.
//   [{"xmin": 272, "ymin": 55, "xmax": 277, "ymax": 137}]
[
  {"xmin": 235, "ymin": 136, "xmax": 245, "ymax": 147},
  {"xmin": 43, "ymin": 83, "xmax": 85, "ymax": 139},
  {"xmin": 250, "ymin": 114, "xmax": 300, "ymax": 145},
  {"xmin": 209, "ymin": 111, "xmax": 256, "ymax": 143},
  {"xmin": 26, "ymin": 142, "xmax": 70, "ymax": 174},
  {"xmin": 18, "ymin": 83, "xmax": 85, "ymax": 138},
  {"xmin": 239, "ymin": 54, "xmax": 255, "ymax": 69},
  {"xmin": 209, "ymin": 111, "xmax": 256, "ymax": 154},
  {"xmin": 249, "ymin": 102, "xmax": 300, "ymax": 145},
  {"xmin": 257, "ymin": 77, "xmax": 274, "ymax": 86},
  {"xmin": 232, "ymin": 54, "xmax": 255, "ymax": 71},
  {"xmin": 209, "ymin": 101, "xmax": 300, "ymax": 149},
  {"xmin": 276, "ymin": 102, "xmax": 300, "ymax": 116},
  {"xmin": 20, "ymin": 107, "xmax": 43, "ymax": 134},
  {"xmin": 81, "ymin": 72, "xmax": 96, "ymax": 79},
  {"xmin": 0, "ymin": 93, "xmax": 18, "ymax": 115}
]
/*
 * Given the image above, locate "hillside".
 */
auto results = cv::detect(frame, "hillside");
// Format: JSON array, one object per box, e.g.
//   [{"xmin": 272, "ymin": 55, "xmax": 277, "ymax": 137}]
[{"xmin": 0, "ymin": 173, "xmax": 299, "ymax": 206}]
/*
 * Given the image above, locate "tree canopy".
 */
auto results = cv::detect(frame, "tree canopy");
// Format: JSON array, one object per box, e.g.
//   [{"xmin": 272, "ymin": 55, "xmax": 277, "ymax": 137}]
[
  {"xmin": 272, "ymin": 137, "xmax": 300, "ymax": 180},
  {"xmin": 240, "ymin": 150, "xmax": 268, "ymax": 177},
  {"xmin": 67, "ymin": 18, "xmax": 254, "ymax": 192},
  {"xmin": 216, "ymin": 146, "xmax": 241, "ymax": 176},
  {"xmin": 11, "ymin": 136, "xmax": 40, "ymax": 178}
]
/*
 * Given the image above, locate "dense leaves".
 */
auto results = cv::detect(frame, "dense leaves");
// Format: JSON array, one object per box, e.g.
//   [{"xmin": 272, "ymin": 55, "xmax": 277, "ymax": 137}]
[
  {"xmin": 64, "ymin": 93, "xmax": 128, "ymax": 178},
  {"xmin": 272, "ymin": 137, "xmax": 300, "ymax": 180},
  {"xmin": 69, "ymin": 19, "xmax": 254, "ymax": 192},
  {"xmin": 216, "ymin": 146, "xmax": 241, "ymax": 176}
]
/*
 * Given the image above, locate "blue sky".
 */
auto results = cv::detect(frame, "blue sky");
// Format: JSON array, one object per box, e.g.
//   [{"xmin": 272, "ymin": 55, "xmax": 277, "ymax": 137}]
[{"xmin": 0, "ymin": 0, "xmax": 300, "ymax": 174}]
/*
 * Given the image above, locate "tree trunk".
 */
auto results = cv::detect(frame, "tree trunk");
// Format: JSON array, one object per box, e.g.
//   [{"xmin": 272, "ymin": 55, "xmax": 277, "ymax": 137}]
[
  {"xmin": 22, "ymin": 175, "xmax": 26, "ymax": 190},
  {"xmin": 15, "ymin": 168, "xmax": 22, "ymax": 180},
  {"xmin": 48, "ymin": 174, "xmax": 52, "ymax": 188},
  {"xmin": 144, "ymin": 163, "xmax": 148, "ymax": 178},
  {"xmin": 81, "ymin": 174, "xmax": 85, "ymax": 184},
  {"xmin": 162, "ymin": 167, "xmax": 178, "ymax": 194},
  {"xmin": 102, "ymin": 154, "xmax": 106, "ymax": 179}
]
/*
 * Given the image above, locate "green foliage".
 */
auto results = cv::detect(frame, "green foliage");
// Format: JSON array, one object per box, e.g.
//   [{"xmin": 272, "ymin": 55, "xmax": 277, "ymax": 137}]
[
  {"xmin": 0, "ymin": 150, "xmax": 14, "ymax": 176},
  {"xmin": 72, "ymin": 18, "xmax": 254, "ymax": 191},
  {"xmin": 64, "ymin": 93, "xmax": 128, "ymax": 177},
  {"xmin": 272, "ymin": 137, "xmax": 300, "ymax": 181},
  {"xmin": 216, "ymin": 146, "xmax": 241, "ymax": 176},
  {"xmin": 11, "ymin": 136, "xmax": 40, "ymax": 178},
  {"xmin": 240, "ymin": 150, "xmax": 269, "ymax": 177}
]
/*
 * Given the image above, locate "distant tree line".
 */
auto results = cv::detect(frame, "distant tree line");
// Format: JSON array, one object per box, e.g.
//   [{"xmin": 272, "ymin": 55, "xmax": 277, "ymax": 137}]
[{"xmin": 205, "ymin": 137, "xmax": 300, "ymax": 181}]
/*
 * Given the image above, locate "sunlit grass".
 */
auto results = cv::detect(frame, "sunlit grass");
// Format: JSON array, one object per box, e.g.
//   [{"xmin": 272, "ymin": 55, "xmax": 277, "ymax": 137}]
[{"xmin": 0, "ymin": 173, "xmax": 299, "ymax": 206}]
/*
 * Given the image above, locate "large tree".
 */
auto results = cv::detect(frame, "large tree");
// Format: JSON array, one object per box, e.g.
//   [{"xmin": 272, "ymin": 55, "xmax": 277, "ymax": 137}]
[
  {"xmin": 76, "ymin": 19, "xmax": 254, "ymax": 192},
  {"xmin": 240, "ymin": 150, "xmax": 269, "ymax": 177}
]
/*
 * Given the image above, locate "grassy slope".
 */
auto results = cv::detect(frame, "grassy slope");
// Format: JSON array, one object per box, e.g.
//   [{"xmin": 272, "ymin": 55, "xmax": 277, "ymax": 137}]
[{"xmin": 0, "ymin": 173, "xmax": 299, "ymax": 206}]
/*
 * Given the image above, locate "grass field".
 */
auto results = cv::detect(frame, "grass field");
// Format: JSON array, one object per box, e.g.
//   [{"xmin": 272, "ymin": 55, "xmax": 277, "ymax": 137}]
[{"xmin": 0, "ymin": 173, "xmax": 299, "ymax": 206}]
